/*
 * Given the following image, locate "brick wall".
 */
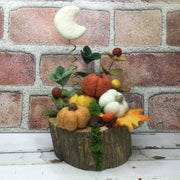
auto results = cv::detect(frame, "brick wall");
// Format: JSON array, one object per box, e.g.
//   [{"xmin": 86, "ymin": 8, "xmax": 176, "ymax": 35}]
[{"xmin": 0, "ymin": 0, "xmax": 179, "ymax": 132}]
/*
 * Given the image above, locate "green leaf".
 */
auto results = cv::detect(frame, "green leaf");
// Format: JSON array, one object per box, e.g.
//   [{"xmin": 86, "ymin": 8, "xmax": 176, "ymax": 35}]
[
  {"xmin": 55, "ymin": 66, "xmax": 65, "ymax": 76},
  {"xmin": 49, "ymin": 67, "xmax": 72, "ymax": 87},
  {"xmin": 59, "ymin": 71, "xmax": 72, "ymax": 87},
  {"xmin": 76, "ymin": 72, "xmax": 89, "ymax": 77},
  {"xmin": 90, "ymin": 53, "xmax": 101, "ymax": 60},
  {"xmin": 81, "ymin": 51, "xmax": 91, "ymax": 64},
  {"xmin": 49, "ymin": 73, "xmax": 59, "ymax": 82},
  {"xmin": 109, "ymin": 68, "xmax": 123, "ymax": 75},
  {"xmin": 81, "ymin": 51, "xmax": 89, "ymax": 59},
  {"xmin": 68, "ymin": 89, "xmax": 78, "ymax": 97},
  {"xmin": 61, "ymin": 89, "xmax": 69, "ymax": 98},
  {"xmin": 43, "ymin": 109, "xmax": 58, "ymax": 117},
  {"xmin": 51, "ymin": 97, "xmax": 64, "ymax": 111},
  {"xmin": 81, "ymin": 46, "xmax": 101, "ymax": 65},
  {"xmin": 83, "ymin": 46, "xmax": 92, "ymax": 56},
  {"xmin": 62, "ymin": 69, "xmax": 73, "ymax": 78}
]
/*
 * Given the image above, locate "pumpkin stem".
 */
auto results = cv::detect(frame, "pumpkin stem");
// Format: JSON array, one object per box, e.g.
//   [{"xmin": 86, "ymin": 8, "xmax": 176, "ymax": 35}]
[
  {"xmin": 115, "ymin": 95, "xmax": 124, "ymax": 103},
  {"xmin": 77, "ymin": 89, "xmax": 85, "ymax": 96},
  {"xmin": 68, "ymin": 103, "xmax": 78, "ymax": 111},
  {"xmin": 96, "ymin": 72, "xmax": 103, "ymax": 78}
]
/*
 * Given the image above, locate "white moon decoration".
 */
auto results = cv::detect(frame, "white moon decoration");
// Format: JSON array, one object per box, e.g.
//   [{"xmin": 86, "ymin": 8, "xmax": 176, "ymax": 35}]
[{"xmin": 54, "ymin": 6, "xmax": 87, "ymax": 40}]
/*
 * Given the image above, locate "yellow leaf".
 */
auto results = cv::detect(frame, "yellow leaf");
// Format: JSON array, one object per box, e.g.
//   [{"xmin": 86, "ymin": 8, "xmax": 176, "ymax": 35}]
[
  {"xmin": 112, "ymin": 109, "xmax": 150, "ymax": 131},
  {"xmin": 104, "ymin": 51, "xmax": 113, "ymax": 58},
  {"xmin": 112, "ymin": 56, "xmax": 126, "ymax": 61}
]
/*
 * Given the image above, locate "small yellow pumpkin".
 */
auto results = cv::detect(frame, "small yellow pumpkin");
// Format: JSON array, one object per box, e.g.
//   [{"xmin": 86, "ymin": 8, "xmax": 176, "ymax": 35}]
[
  {"xmin": 57, "ymin": 103, "xmax": 90, "ymax": 131},
  {"xmin": 69, "ymin": 93, "xmax": 96, "ymax": 107}
]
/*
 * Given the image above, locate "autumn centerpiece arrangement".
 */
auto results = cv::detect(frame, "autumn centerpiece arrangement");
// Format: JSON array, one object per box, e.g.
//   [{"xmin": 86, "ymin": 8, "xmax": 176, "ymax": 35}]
[{"xmin": 43, "ymin": 5, "xmax": 150, "ymax": 171}]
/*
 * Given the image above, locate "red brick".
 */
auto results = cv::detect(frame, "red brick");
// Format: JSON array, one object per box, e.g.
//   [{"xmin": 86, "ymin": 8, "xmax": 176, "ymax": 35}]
[
  {"xmin": 29, "ymin": 96, "xmax": 55, "ymax": 130},
  {"xmin": 0, "ymin": 93, "xmax": 22, "ymax": 127},
  {"xmin": 0, "ymin": 52, "xmax": 35, "ymax": 85},
  {"xmin": 9, "ymin": 8, "xmax": 109, "ymax": 46},
  {"xmin": 40, "ymin": 55, "xmax": 94, "ymax": 86},
  {"xmin": 0, "ymin": 8, "xmax": 3, "ymax": 39},
  {"xmin": 10, "ymin": 8, "xmax": 59, "ymax": 44},
  {"xmin": 115, "ymin": 10, "xmax": 161, "ymax": 46},
  {"xmin": 167, "ymin": 11, "xmax": 180, "ymax": 46},
  {"xmin": 75, "ymin": 10, "xmax": 109, "ymax": 46},
  {"xmin": 101, "ymin": 53, "xmax": 180, "ymax": 87},
  {"xmin": 149, "ymin": 94, "xmax": 180, "ymax": 130},
  {"xmin": 124, "ymin": 93, "xmax": 143, "ymax": 109}
]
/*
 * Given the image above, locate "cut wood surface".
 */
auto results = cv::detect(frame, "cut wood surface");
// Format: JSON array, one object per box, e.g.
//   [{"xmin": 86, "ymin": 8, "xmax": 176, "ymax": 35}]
[{"xmin": 49, "ymin": 118, "xmax": 132, "ymax": 170}]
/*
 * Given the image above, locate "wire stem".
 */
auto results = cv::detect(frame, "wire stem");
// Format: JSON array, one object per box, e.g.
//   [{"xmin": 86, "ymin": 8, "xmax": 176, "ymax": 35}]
[{"xmin": 68, "ymin": 40, "xmax": 79, "ymax": 89}]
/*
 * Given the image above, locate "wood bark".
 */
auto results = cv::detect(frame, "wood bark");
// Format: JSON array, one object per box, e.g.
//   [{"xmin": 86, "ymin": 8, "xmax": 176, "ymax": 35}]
[{"xmin": 49, "ymin": 118, "xmax": 132, "ymax": 170}]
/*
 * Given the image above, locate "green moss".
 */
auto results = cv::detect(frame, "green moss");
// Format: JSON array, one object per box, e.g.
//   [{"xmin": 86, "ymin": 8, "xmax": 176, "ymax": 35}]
[
  {"xmin": 88, "ymin": 101, "xmax": 102, "ymax": 119},
  {"xmin": 90, "ymin": 123, "xmax": 104, "ymax": 171},
  {"xmin": 42, "ymin": 109, "xmax": 58, "ymax": 117}
]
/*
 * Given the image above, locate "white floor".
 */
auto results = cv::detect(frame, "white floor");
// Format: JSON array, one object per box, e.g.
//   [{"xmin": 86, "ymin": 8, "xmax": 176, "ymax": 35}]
[{"xmin": 0, "ymin": 133, "xmax": 180, "ymax": 180}]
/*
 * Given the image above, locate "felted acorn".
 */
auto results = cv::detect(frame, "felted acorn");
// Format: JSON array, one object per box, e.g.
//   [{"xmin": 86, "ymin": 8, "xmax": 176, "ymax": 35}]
[
  {"xmin": 81, "ymin": 73, "xmax": 112, "ymax": 98},
  {"xmin": 57, "ymin": 103, "xmax": 90, "ymax": 131}
]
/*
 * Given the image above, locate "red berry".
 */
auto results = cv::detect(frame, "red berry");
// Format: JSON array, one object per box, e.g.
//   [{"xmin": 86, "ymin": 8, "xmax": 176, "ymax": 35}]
[
  {"xmin": 112, "ymin": 48, "xmax": 122, "ymax": 57},
  {"xmin": 102, "ymin": 113, "xmax": 114, "ymax": 123},
  {"xmin": 52, "ymin": 87, "xmax": 62, "ymax": 98}
]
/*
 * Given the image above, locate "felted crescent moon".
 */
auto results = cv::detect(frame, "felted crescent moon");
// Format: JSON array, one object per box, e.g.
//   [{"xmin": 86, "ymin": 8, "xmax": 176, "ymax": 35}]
[{"xmin": 54, "ymin": 6, "xmax": 87, "ymax": 40}]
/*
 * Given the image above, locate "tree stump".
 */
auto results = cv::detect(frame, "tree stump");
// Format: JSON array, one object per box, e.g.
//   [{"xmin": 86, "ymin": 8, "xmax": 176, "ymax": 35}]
[{"xmin": 49, "ymin": 118, "xmax": 132, "ymax": 171}]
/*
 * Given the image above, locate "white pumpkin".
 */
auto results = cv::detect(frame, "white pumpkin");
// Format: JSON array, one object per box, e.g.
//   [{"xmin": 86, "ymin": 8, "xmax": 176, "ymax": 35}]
[{"xmin": 99, "ymin": 89, "xmax": 128, "ymax": 117}]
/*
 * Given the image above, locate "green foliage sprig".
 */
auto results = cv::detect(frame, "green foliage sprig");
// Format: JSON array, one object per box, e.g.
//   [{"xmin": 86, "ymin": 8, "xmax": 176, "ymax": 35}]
[
  {"xmin": 88, "ymin": 101, "xmax": 103, "ymax": 119},
  {"xmin": 77, "ymin": 46, "xmax": 101, "ymax": 77},
  {"xmin": 43, "ymin": 94, "xmax": 67, "ymax": 117},
  {"xmin": 42, "ymin": 109, "xmax": 58, "ymax": 117},
  {"xmin": 49, "ymin": 65, "xmax": 78, "ymax": 98},
  {"xmin": 81, "ymin": 46, "xmax": 101, "ymax": 65},
  {"xmin": 90, "ymin": 123, "xmax": 104, "ymax": 171},
  {"xmin": 100, "ymin": 51, "xmax": 126, "ymax": 76},
  {"xmin": 49, "ymin": 65, "xmax": 72, "ymax": 89}
]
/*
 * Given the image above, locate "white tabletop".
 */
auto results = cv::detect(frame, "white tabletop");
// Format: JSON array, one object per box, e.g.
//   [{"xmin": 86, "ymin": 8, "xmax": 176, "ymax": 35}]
[{"xmin": 0, "ymin": 133, "xmax": 180, "ymax": 180}]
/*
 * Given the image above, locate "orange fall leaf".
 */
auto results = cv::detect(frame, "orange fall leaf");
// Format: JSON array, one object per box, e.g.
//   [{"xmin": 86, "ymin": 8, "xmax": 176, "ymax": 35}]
[{"xmin": 113, "ymin": 109, "xmax": 150, "ymax": 131}]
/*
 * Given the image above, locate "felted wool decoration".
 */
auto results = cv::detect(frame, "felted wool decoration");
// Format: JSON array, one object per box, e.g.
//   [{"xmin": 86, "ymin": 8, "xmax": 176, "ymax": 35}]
[
  {"xmin": 99, "ymin": 89, "xmax": 128, "ymax": 117},
  {"xmin": 54, "ymin": 6, "xmax": 87, "ymax": 40},
  {"xmin": 81, "ymin": 73, "xmax": 112, "ymax": 97},
  {"xmin": 113, "ymin": 109, "xmax": 150, "ymax": 131},
  {"xmin": 69, "ymin": 93, "xmax": 96, "ymax": 107},
  {"xmin": 57, "ymin": 103, "xmax": 90, "ymax": 131}
]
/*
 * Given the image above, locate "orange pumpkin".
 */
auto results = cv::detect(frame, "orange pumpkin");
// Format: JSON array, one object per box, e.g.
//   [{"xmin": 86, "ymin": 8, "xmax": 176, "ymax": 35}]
[
  {"xmin": 81, "ymin": 73, "xmax": 112, "ymax": 97},
  {"xmin": 57, "ymin": 103, "xmax": 90, "ymax": 131}
]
